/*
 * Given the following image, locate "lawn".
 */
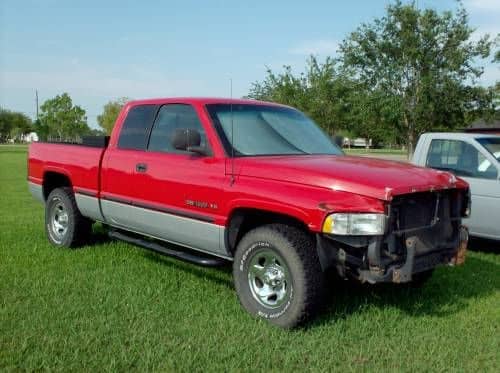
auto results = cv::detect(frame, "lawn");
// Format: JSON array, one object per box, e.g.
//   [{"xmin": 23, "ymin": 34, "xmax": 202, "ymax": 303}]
[
  {"xmin": 344, "ymin": 147, "xmax": 406, "ymax": 154},
  {"xmin": 1, "ymin": 145, "xmax": 499, "ymax": 371},
  {"xmin": 344, "ymin": 148, "xmax": 409, "ymax": 162}
]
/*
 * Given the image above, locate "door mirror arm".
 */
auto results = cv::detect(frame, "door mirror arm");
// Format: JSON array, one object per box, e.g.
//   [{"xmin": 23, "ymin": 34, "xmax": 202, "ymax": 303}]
[{"xmin": 186, "ymin": 145, "xmax": 208, "ymax": 156}]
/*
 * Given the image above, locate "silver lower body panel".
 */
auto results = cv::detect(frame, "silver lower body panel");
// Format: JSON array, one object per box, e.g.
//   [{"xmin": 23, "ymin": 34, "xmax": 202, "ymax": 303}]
[
  {"xmin": 100, "ymin": 199, "xmax": 229, "ymax": 258},
  {"xmin": 28, "ymin": 182, "xmax": 44, "ymax": 203},
  {"xmin": 75, "ymin": 193, "xmax": 104, "ymax": 221}
]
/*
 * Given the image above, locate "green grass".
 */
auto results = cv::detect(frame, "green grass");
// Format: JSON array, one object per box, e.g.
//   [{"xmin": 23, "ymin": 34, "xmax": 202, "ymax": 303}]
[
  {"xmin": 345, "ymin": 148, "xmax": 407, "ymax": 155},
  {"xmin": 1, "ymin": 148, "xmax": 499, "ymax": 372}
]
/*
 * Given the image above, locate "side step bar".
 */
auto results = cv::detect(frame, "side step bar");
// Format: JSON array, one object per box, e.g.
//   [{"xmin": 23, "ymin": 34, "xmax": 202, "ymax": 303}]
[{"xmin": 108, "ymin": 230, "xmax": 228, "ymax": 267}]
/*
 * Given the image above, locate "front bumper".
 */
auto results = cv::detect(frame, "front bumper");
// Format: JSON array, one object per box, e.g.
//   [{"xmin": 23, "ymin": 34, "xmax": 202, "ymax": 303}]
[
  {"xmin": 317, "ymin": 188, "xmax": 469, "ymax": 284},
  {"xmin": 316, "ymin": 225, "xmax": 468, "ymax": 284}
]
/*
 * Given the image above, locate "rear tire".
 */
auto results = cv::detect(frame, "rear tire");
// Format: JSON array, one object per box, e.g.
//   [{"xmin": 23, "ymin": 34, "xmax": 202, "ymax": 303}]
[
  {"xmin": 233, "ymin": 224, "xmax": 324, "ymax": 328},
  {"xmin": 45, "ymin": 187, "xmax": 92, "ymax": 248}
]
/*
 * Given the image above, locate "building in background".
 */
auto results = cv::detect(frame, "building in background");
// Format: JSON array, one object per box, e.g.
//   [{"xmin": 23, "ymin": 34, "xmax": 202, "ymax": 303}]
[{"xmin": 465, "ymin": 119, "xmax": 500, "ymax": 135}]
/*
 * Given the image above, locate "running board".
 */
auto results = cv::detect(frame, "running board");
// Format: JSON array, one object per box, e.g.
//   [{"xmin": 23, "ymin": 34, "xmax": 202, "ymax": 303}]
[{"xmin": 108, "ymin": 230, "xmax": 228, "ymax": 267}]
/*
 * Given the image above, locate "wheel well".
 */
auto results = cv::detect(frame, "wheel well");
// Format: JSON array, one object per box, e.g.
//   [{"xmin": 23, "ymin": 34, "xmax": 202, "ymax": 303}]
[
  {"xmin": 226, "ymin": 208, "xmax": 310, "ymax": 255},
  {"xmin": 43, "ymin": 172, "xmax": 72, "ymax": 200}
]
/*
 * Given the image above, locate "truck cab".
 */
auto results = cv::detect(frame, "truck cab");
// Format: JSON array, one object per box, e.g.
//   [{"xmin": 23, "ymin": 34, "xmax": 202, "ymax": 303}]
[{"xmin": 413, "ymin": 132, "xmax": 500, "ymax": 240}]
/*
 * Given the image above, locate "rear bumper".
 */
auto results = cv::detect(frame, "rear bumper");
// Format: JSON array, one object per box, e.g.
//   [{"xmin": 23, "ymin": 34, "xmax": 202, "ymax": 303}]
[{"xmin": 316, "ymin": 226, "xmax": 468, "ymax": 284}]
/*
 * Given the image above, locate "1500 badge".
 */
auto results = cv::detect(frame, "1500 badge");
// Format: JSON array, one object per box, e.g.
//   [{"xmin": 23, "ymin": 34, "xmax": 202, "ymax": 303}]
[{"xmin": 185, "ymin": 199, "xmax": 218, "ymax": 209}]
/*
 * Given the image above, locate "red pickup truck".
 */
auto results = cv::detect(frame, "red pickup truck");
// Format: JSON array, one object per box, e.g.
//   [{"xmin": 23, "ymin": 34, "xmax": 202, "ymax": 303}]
[{"xmin": 28, "ymin": 97, "xmax": 469, "ymax": 328}]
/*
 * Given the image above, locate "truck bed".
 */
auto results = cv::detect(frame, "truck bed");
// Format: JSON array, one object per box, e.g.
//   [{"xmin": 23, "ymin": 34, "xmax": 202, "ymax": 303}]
[{"xmin": 28, "ymin": 142, "xmax": 106, "ymax": 199}]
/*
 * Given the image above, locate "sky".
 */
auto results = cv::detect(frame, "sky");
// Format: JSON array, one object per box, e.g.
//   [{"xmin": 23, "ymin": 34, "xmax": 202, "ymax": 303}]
[{"xmin": 0, "ymin": 0, "xmax": 499, "ymax": 128}]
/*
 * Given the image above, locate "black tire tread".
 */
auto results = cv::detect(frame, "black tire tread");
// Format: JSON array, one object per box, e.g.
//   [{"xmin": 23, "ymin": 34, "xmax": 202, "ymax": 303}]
[
  {"xmin": 269, "ymin": 224, "xmax": 324, "ymax": 326},
  {"xmin": 233, "ymin": 223, "xmax": 324, "ymax": 328},
  {"xmin": 45, "ymin": 187, "xmax": 92, "ymax": 248}
]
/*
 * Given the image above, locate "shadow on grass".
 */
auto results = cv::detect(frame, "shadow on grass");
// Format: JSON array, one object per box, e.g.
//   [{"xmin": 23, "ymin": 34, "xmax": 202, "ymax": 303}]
[
  {"xmin": 312, "ymin": 255, "xmax": 500, "ymax": 328},
  {"xmin": 139, "ymin": 250, "xmax": 233, "ymax": 290},
  {"xmin": 87, "ymin": 231, "xmax": 112, "ymax": 246},
  {"xmin": 469, "ymin": 236, "xmax": 499, "ymax": 254},
  {"xmin": 87, "ymin": 225, "xmax": 498, "ymax": 326},
  {"xmin": 88, "ymin": 225, "xmax": 234, "ymax": 290},
  {"xmin": 139, "ymin": 243, "xmax": 498, "ymax": 328}
]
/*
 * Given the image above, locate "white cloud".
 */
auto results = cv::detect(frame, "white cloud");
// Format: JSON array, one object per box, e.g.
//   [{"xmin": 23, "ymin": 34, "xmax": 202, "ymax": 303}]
[
  {"xmin": 0, "ymin": 64, "xmax": 208, "ymax": 127},
  {"xmin": 0, "ymin": 68, "xmax": 204, "ymax": 100},
  {"xmin": 465, "ymin": 0, "xmax": 500, "ymax": 11},
  {"xmin": 289, "ymin": 39, "xmax": 340, "ymax": 56}
]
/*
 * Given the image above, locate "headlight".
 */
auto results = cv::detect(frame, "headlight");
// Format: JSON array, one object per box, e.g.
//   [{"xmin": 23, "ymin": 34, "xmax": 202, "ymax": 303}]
[{"xmin": 322, "ymin": 213, "xmax": 386, "ymax": 235}]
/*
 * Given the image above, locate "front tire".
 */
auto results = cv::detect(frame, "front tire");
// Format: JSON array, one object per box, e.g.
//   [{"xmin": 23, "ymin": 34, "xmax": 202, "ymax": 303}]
[
  {"xmin": 45, "ymin": 187, "xmax": 92, "ymax": 248},
  {"xmin": 233, "ymin": 224, "xmax": 324, "ymax": 328}
]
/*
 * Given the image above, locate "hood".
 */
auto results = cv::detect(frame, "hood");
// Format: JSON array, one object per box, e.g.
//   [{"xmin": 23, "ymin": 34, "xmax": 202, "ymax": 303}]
[{"xmin": 236, "ymin": 155, "xmax": 466, "ymax": 201}]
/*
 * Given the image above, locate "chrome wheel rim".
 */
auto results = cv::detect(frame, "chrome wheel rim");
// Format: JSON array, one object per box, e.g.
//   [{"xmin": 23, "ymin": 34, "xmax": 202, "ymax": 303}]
[
  {"xmin": 247, "ymin": 249, "xmax": 290, "ymax": 309},
  {"xmin": 49, "ymin": 198, "xmax": 69, "ymax": 242}
]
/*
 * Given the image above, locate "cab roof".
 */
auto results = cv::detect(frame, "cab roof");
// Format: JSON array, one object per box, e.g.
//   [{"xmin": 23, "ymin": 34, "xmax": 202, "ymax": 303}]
[
  {"xmin": 125, "ymin": 97, "xmax": 290, "ymax": 108},
  {"xmin": 422, "ymin": 132, "xmax": 500, "ymax": 140}
]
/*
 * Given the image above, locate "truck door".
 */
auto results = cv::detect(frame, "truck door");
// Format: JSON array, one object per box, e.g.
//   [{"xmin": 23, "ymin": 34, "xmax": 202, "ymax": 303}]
[
  {"xmin": 100, "ymin": 104, "xmax": 159, "ymax": 228},
  {"xmin": 123, "ymin": 103, "xmax": 227, "ymax": 256},
  {"xmin": 425, "ymin": 138, "xmax": 500, "ymax": 238}
]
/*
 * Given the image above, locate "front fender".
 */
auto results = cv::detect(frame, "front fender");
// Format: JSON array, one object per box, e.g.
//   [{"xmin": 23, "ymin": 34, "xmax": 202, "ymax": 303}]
[{"xmin": 224, "ymin": 176, "xmax": 385, "ymax": 232}]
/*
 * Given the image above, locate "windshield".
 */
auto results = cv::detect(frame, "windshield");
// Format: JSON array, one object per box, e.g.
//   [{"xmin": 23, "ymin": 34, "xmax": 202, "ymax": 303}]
[
  {"xmin": 476, "ymin": 137, "xmax": 500, "ymax": 161},
  {"xmin": 206, "ymin": 104, "xmax": 343, "ymax": 156}
]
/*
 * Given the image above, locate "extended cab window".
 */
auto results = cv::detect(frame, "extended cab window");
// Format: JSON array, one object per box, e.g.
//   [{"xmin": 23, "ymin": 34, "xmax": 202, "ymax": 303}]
[
  {"xmin": 426, "ymin": 139, "xmax": 498, "ymax": 180},
  {"xmin": 117, "ymin": 105, "xmax": 159, "ymax": 150},
  {"xmin": 148, "ymin": 104, "xmax": 208, "ymax": 153}
]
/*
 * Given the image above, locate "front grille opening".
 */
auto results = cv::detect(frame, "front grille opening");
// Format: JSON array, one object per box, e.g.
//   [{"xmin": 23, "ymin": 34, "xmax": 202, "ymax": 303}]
[
  {"xmin": 390, "ymin": 190, "xmax": 463, "ymax": 233},
  {"xmin": 387, "ymin": 189, "xmax": 464, "ymax": 255}
]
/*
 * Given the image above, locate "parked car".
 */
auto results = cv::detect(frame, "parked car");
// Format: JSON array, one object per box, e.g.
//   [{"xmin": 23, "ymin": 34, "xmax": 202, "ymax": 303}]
[
  {"xmin": 413, "ymin": 132, "xmax": 500, "ymax": 240},
  {"xmin": 28, "ymin": 98, "xmax": 469, "ymax": 328},
  {"xmin": 352, "ymin": 138, "xmax": 371, "ymax": 148}
]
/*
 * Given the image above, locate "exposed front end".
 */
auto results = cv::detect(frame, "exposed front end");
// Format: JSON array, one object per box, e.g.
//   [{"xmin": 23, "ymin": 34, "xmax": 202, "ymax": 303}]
[{"xmin": 318, "ymin": 188, "xmax": 470, "ymax": 283}]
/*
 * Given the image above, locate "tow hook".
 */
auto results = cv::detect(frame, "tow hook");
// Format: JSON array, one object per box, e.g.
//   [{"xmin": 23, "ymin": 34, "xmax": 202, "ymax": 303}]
[{"xmin": 450, "ymin": 226, "xmax": 468, "ymax": 266}]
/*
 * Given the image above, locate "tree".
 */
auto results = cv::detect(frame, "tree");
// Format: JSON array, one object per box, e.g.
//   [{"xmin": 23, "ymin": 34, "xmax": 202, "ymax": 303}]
[
  {"xmin": 484, "ymin": 38, "xmax": 500, "ymax": 121},
  {"xmin": 248, "ymin": 65, "xmax": 308, "ymax": 109},
  {"xmin": 248, "ymin": 57, "xmax": 356, "ymax": 135},
  {"xmin": 493, "ymin": 34, "xmax": 500, "ymax": 63},
  {"xmin": 464, "ymin": 84, "xmax": 499, "ymax": 124},
  {"xmin": 0, "ymin": 109, "xmax": 14, "ymax": 142},
  {"xmin": 88, "ymin": 128, "xmax": 106, "ymax": 136},
  {"xmin": 339, "ymin": 1, "xmax": 492, "ymax": 155},
  {"xmin": 0, "ymin": 108, "xmax": 32, "ymax": 142},
  {"xmin": 33, "ymin": 119, "xmax": 49, "ymax": 142},
  {"xmin": 97, "ymin": 97, "xmax": 129, "ymax": 135},
  {"xmin": 347, "ymin": 88, "xmax": 401, "ymax": 146},
  {"xmin": 39, "ymin": 93, "xmax": 89, "ymax": 141}
]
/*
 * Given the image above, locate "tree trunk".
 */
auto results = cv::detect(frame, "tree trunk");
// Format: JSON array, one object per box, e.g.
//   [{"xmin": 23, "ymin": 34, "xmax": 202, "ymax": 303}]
[
  {"xmin": 407, "ymin": 131, "xmax": 414, "ymax": 159},
  {"xmin": 403, "ymin": 112, "xmax": 414, "ymax": 160}
]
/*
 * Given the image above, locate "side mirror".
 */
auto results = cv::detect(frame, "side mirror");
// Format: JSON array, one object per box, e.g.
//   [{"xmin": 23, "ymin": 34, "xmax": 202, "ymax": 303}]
[{"xmin": 171, "ymin": 128, "xmax": 207, "ymax": 155}]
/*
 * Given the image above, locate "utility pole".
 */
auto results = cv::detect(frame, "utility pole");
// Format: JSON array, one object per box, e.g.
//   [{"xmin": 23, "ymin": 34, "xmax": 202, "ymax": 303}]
[{"xmin": 35, "ymin": 90, "xmax": 39, "ymax": 120}]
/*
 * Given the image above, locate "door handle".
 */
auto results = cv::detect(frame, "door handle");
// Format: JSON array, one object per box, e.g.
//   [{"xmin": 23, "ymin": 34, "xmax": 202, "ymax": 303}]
[{"xmin": 136, "ymin": 163, "xmax": 148, "ymax": 173}]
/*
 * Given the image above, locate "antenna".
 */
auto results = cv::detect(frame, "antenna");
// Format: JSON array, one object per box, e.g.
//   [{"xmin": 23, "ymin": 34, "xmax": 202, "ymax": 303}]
[
  {"xmin": 35, "ymin": 90, "xmax": 39, "ymax": 120},
  {"xmin": 230, "ymin": 78, "xmax": 235, "ymax": 186}
]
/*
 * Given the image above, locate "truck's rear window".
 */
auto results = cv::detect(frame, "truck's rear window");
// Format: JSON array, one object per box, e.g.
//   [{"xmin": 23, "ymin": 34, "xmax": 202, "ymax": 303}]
[{"xmin": 118, "ymin": 105, "xmax": 159, "ymax": 150}]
